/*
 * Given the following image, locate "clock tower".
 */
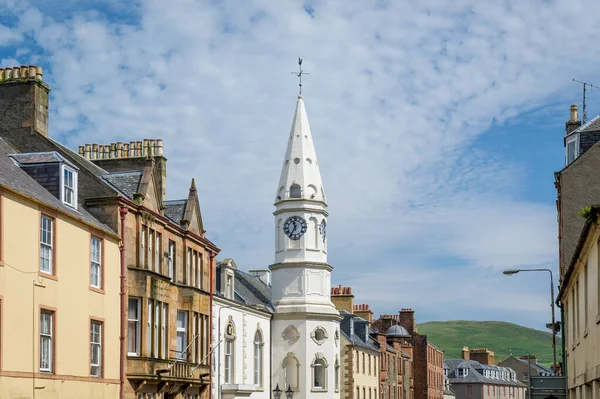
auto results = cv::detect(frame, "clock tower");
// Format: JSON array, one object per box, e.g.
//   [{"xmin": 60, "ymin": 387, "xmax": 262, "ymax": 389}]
[{"xmin": 269, "ymin": 94, "xmax": 341, "ymax": 399}]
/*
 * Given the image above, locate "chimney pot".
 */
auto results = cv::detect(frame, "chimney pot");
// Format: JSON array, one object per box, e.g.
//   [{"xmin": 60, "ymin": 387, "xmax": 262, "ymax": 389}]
[
  {"xmin": 150, "ymin": 139, "xmax": 156, "ymax": 156},
  {"xmin": 78, "ymin": 146, "xmax": 84, "ymax": 156},
  {"xmin": 4, "ymin": 68, "xmax": 12, "ymax": 79},
  {"xmin": 20, "ymin": 66, "xmax": 28, "ymax": 78},
  {"xmin": 0, "ymin": 68, "xmax": 4, "ymax": 80},
  {"xmin": 116, "ymin": 142, "xmax": 123, "ymax": 158},
  {"xmin": 123, "ymin": 143, "xmax": 129, "ymax": 157},
  {"xmin": 157, "ymin": 139, "xmax": 163, "ymax": 156},
  {"xmin": 91, "ymin": 144, "xmax": 98, "ymax": 160},
  {"xmin": 570, "ymin": 104, "xmax": 579, "ymax": 123},
  {"xmin": 36, "ymin": 66, "xmax": 43, "ymax": 81},
  {"xmin": 28, "ymin": 65, "xmax": 36, "ymax": 78},
  {"xmin": 84, "ymin": 144, "xmax": 91, "ymax": 159},
  {"xmin": 137, "ymin": 141, "xmax": 143, "ymax": 156},
  {"xmin": 11, "ymin": 67, "xmax": 19, "ymax": 79}
]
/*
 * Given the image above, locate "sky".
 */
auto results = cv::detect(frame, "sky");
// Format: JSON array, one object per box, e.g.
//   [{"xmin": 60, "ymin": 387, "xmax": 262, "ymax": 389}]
[{"xmin": 2, "ymin": 0, "xmax": 600, "ymax": 337}]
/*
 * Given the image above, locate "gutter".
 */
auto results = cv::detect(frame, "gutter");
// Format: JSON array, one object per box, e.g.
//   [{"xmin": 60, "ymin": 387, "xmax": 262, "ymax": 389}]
[{"xmin": 119, "ymin": 206, "xmax": 129, "ymax": 399}]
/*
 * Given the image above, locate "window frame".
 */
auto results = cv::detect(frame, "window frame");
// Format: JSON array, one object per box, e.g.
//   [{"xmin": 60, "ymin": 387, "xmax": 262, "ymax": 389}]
[
  {"xmin": 39, "ymin": 214, "xmax": 55, "ymax": 276},
  {"xmin": 128, "ymin": 297, "xmax": 141, "ymax": 356},
  {"xmin": 90, "ymin": 235, "xmax": 103, "ymax": 290},
  {"xmin": 311, "ymin": 354, "xmax": 328, "ymax": 391},
  {"xmin": 90, "ymin": 318, "xmax": 103, "ymax": 377},
  {"xmin": 253, "ymin": 329, "xmax": 263, "ymax": 386},
  {"xmin": 60, "ymin": 164, "xmax": 78, "ymax": 208},
  {"xmin": 39, "ymin": 308, "xmax": 55, "ymax": 373},
  {"xmin": 177, "ymin": 310, "xmax": 189, "ymax": 360},
  {"xmin": 566, "ymin": 134, "xmax": 580, "ymax": 166},
  {"xmin": 168, "ymin": 240, "xmax": 175, "ymax": 280}
]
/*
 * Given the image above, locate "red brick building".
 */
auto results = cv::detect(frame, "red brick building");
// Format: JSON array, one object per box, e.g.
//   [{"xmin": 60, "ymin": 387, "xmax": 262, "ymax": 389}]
[{"xmin": 373, "ymin": 310, "xmax": 444, "ymax": 399}]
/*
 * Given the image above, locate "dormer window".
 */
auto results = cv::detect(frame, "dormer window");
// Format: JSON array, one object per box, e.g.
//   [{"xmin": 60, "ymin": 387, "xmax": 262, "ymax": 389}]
[
  {"xmin": 566, "ymin": 134, "xmax": 579, "ymax": 166},
  {"xmin": 61, "ymin": 165, "xmax": 77, "ymax": 208},
  {"xmin": 226, "ymin": 274, "xmax": 234, "ymax": 299},
  {"xmin": 457, "ymin": 367, "xmax": 468, "ymax": 377}
]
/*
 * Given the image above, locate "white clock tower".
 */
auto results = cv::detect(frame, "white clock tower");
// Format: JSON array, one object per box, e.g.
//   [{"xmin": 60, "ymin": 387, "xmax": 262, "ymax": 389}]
[{"xmin": 269, "ymin": 94, "xmax": 341, "ymax": 399}]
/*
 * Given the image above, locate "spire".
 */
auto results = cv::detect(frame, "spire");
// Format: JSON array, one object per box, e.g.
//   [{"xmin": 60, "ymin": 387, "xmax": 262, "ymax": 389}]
[
  {"xmin": 275, "ymin": 95, "xmax": 326, "ymax": 204},
  {"xmin": 189, "ymin": 177, "xmax": 196, "ymax": 192}
]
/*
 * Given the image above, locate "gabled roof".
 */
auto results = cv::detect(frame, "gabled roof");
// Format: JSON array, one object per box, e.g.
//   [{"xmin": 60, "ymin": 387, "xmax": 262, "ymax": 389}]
[
  {"xmin": 514, "ymin": 357, "xmax": 555, "ymax": 375},
  {"xmin": 101, "ymin": 170, "xmax": 143, "ymax": 199},
  {"xmin": 566, "ymin": 115, "xmax": 600, "ymax": 138},
  {"xmin": 0, "ymin": 138, "xmax": 116, "ymax": 236}
]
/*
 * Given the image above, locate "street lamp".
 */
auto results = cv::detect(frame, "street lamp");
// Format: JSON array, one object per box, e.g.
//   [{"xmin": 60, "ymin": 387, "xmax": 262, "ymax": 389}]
[
  {"xmin": 502, "ymin": 268, "xmax": 557, "ymax": 374},
  {"xmin": 273, "ymin": 384, "xmax": 294, "ymax": 399}
]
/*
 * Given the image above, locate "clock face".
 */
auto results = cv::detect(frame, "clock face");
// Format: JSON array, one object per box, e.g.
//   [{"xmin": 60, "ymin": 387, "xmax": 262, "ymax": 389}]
[
  {"xmin": 283, "ymin": 216, "xmax": 307, "ymax": 240},
  {"xmin": 319, "ymin": 219, "xmax": 327, "ymax": 241}
]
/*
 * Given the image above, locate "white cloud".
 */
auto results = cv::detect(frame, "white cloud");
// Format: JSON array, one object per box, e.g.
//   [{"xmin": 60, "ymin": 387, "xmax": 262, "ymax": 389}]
[{"xmin": 1, "ymin": 0, "xmax": 596, "ymax": 328}]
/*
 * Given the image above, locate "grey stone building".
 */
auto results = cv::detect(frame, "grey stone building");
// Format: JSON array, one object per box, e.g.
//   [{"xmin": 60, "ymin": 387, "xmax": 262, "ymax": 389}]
[{"xmin": 444, "ymin": 359, "xmax": 525, "ymax": 399}]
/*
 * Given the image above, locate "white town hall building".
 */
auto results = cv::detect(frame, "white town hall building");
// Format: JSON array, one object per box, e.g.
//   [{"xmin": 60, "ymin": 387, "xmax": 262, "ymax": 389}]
[{"xmin": 212, "ymin": 94, "xmax": 342, "ymax": 399}]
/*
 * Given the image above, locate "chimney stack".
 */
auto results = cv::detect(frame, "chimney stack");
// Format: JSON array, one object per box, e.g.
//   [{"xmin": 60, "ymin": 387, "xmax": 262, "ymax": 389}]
[
  {"xmin": 566, "ymin": 104, "xmax": 582, "ymax": 134},
  {"xmin": 353, "ymin": 304, "xmax": 374, "ymax": 325},
  {"xmin": 462, "ymin": 346, "xmax": 470, "ymax": 360},
  {"xmin": 331, "ymin": 285, "xmax": 354, "ymax": 313},
  {"xmin": 0, "ymin": 64, "xmax": 50, "ymax": 142},
  {"xmin": 399, "ymin": 308, "xmax": 416, "ymax": 335},
  {"xmin": 470, "ymin": 347, "xmax": 495, "ymax": 365}
]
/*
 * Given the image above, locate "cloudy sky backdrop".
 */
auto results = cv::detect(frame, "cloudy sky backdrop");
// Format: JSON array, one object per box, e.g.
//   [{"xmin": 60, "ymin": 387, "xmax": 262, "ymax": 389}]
[{"xmin": 2, "ymin": 0, "xmax": 600, "ymax": 335}]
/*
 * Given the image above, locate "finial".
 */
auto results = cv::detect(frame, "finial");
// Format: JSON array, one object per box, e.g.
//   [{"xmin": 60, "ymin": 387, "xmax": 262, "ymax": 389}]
[
  {"xmin": 189, "ymin": 178, "xmax": 197, "ymax": 191},
  {"xmin": 291, "ymin": 57, "xmax": 309, "ymax": 95}
]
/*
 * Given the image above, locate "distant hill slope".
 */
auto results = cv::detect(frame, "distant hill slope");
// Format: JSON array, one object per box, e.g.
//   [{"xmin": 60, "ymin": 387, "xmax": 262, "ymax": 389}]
[{"xmin": 417, "ymin": 321, "xmax": 561, "ymax": 366}]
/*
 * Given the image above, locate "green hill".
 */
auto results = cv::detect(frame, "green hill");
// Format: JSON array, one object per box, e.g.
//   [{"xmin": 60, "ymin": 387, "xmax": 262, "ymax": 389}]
[{"xmin": 417, "ymin": 321, "xmax": 561, "ymax": 366}]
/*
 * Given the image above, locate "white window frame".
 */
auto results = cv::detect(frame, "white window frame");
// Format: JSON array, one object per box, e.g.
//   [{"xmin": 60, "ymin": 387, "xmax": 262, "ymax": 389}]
[
  {"xmin": 40, "ymin": 215, "xmax": 53, "ymax": 274},
  {"xmin": 60, "ymin": 164, "xmax": 78, "ymax": 208},
  {"xmin": 128, "ymin": 297, "xmax": 141, "ymax": 356},
  {"xmin": 566, "ymin": 134, "xmax": 580, "ymax": 166},
  {"xmin": 154, "ymin": 300, "xmax": 160, "ymax": 357},
  {"xmin": 254, "ymin": 330, "xmax": 263, "ymax": 386},
  {"xmin": 40, "ymin": 310, "xmax": 53, "ymax": 372},
  {"xmin": 90, "ymin": 320, "xmax": 102, "ymax": 377},
  {"xmin": 168, "ymin": 241, "xmax": 175, "ymax": 280},
  {"xmin": 90, "ymin": 236, "xmax": 102, "ymax": 288},
  {"xmin": 225, "ymin": 338, "xmax": 234, "ymax": 383},
  {"xmin": 312, "ymin": 357, "xmax": 327, "ymax": 390},
  {"xmin": 226, "ymin": 274, "xmax": 233, "ymax": 299},
  {"xmin": 155, "ymin": 232, "xmax": 160, "ymax": 273},
  {"xmin": 161, "ymin": 303, "xmax": 167, "ymax": 359},
  {"xmin": 141, "ymin": 226, "xmax": 146, "ymax": 268},
  {"xmin": 187, "ymin": 248, "xmax": 192, "ymax": 284},
  {"xmin": 177, "ymin": 310, "xmax": 188, "ymax": 359},
  {"xmin": 148, "ymin": 229, "xmax": 154, "ymax": 271}
]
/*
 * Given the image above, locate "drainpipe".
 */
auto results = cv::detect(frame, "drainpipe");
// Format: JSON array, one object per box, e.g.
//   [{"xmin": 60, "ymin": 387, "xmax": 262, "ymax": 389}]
[
  {"xmin": 556, "ymin": 299, "xmax": 566, "ymax": 378},
  {"xmin": 119, "ymin": 206, "xmax": 129, "ymax": 399},
  {"xmin": 209, "ymin": 251, "xmax": 215, "ymax": 399}
]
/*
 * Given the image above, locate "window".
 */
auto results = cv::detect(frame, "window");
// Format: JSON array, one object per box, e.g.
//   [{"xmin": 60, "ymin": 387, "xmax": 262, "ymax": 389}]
[
  {"xmin": 290, "ymin": 183, "xmax": 301, "ymax": 198},
  {"xmin": 196, "ymin": 252, "xmax": 204, "ymax": 288},
  {"xmin": 313, "ymin": 358, "xmax": 325, "ymax": 389},
  {"xmin": 90, "ymin": 236, "xmax": 102, "ymax": 288},
  {"xmin": 187, "ymin": 248, "xmax": 192, "ymax": 284},
  {"xmin": 368, "ymin": 354, "xmax": 372, "ymax": 375},
  {"xmin": 584, "ymin": 263, "xmax": 589, "ymax": 332},
  {"xmin": 226, "ymin": 275, "xmax": 233, "ymax": 299},
  {"xmin": 575, "ymin": 280, "xmax": 580, "ymax": 339},
  {"xmin": 467, "ymin": 385, "xmax": 473, "ymax": 397},
  {"xmin": 225, "ymin": 338, "xmax": 234, "ymax": 383},
  {"xmin": 148, "ymin": 230, "xmax": 154, "ymax": 270},
  {"xmin": 62, "ymin": 165, "xmax": 77, "ymax": 207},
  {"xmin": 141, "ymin": 226, "xmax": 146, "ymax": 267},
  {"xmin": 522, "ymin": 372, "xmax": 529, "ymax": 382},
  {"xmin": 363, "ymin": 353, "xmax": 366, "ymax": 374},
  {"xmin": 254, "ymin": 330, "xmax": 263, "ymax": 386},
  {"xmin": 40, "ymin": 310, "xmax": 54, "ymax": 372},
  {"xmin": 566, "ymin": 135, "xmax": 579, "ymax": 165},
  {"xmin": 128, "ymin": 297, "xmax": 141, "ymax": 356},
  {"xmin": 168, "ymin": 241, "xmax": 175, "ymax": 280},
  {"xmin": 161, "ymin": 304, "xmax": 167, "ymax": 359},
  {"xmin": 147, "ymin": 300, "xmax": 168, "ymax": 358},
  {"xmin": 155, "ymin": 232, "xmax": 161, "ymax": 273},
  {"xmin": 90, "ymin": 320, "xmax": 102, "ymax": 377},
  {"xmin": 40, "ymin": 215, "xmax": 53, "ymax": 274},
  {"xmin": 177, "ymin": 311, "xmax": 188, "ymax": 359}
]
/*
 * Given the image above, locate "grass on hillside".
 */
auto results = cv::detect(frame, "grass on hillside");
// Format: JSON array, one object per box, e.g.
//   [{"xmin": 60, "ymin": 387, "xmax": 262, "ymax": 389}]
[{"xmin": 417, "ymin": 320, "xmax": 562, "ymax": 366}]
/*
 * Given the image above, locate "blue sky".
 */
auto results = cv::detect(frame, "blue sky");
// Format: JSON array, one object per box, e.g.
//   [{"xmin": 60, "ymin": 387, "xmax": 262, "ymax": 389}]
[{"xmin": 2, "ymin": 0, "xmax": 600, "ymax": 337}]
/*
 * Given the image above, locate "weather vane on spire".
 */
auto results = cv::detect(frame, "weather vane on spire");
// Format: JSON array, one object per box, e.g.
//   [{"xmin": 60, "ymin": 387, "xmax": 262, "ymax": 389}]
[{"xmin": 291, "ymin": 57, "xmax": 309, "ymax": 95}]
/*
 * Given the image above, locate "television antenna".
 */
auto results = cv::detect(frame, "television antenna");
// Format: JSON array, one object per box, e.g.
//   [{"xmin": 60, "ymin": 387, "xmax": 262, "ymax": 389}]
[{"xmin": 573, "ymin": 79, "xmax": 599, "ymax": 123}]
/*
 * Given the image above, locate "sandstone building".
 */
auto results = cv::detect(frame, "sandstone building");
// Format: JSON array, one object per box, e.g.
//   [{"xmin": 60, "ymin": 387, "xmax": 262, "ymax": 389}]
[{"xmin": 0, "ymin": 64, "xmax": 220, "ymax": 399}]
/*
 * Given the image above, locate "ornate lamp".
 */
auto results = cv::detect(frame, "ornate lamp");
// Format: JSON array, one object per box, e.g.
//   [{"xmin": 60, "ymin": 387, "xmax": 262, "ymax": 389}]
[
  {"xmin": 285, "ymin": 385, "xmax": 294, "ymax": 399},
  {"xmin": 273, "ymin": 384, "xmax": 282, "ymax": 399}
]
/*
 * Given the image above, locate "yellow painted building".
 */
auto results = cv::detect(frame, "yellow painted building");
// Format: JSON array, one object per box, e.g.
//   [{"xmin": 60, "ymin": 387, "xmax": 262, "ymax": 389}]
[
  {"xmin": 0, "ymin": 138, "xmax": 121, "ymax": 398},
  {"xmin": 557, "ymin": 209, "xmax": 600, "ymax": 399}
]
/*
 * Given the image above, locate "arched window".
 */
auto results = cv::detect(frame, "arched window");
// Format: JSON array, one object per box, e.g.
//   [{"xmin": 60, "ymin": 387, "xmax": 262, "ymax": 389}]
[
  {"xmin": 290, "ymin": 184, "xmax": 301, "ymax": 198},
  {"xmin": 283, "ymin": 353, "xmax": 300, "ymax": 391},
  {"xmin": 224, "ymin": 320, "xmax": 235, "ymax": 383},
  {"xmin": 311, "ymin": 354, "xmax": 328, "ymax": 391},
  {"xmin": 253, "ymin": 329, "xmax": 263, "ymax": 386}
]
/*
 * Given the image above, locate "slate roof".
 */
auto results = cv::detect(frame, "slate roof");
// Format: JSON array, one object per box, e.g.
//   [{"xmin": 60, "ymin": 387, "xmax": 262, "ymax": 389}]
[
  {"xmin": 444, "ymin": 359, "xmax": 525, "ymax": 387},
  {"xmin": 163, "ymin": 199, "xmax": 187, "ymax": 224},
  {"xmin": 214, "ymin": 265, "xmax": 274, "ymax": 313},
  {"xmin": 48, "ymin": 137, "xmax": 108, "ymax": 176},
  {"xmin": 9, "ymin": 151, "xmax": 77, "ymax": 167},
  {"xmin": 514, "ymin": 358, "xmax": 555, "ymax": 375},
  {"xmin": 101, "ymin": 170, "xmax": 143, "ymax": 199},
  {"xmin": 339, "ymin": 310, "xmax": 381, "ymax": 353},
  {"xmin": 0, "ymin": 138, "xmax": 116, "ymax": 236}
]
